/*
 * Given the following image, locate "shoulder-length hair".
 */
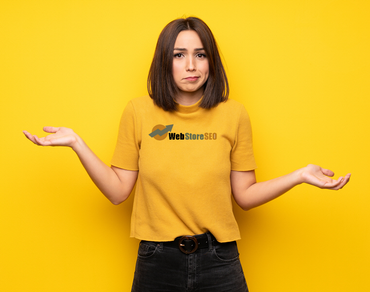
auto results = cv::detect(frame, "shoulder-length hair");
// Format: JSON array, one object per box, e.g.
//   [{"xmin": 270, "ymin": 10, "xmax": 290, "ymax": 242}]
[{"xmin": 147, "ymin": 17, "xmax": 229, "ymax": 111}]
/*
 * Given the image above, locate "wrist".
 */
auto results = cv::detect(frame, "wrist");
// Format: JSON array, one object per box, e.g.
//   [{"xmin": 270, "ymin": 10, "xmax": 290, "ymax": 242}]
[
  {"xmin": 292, "ymin": 167, "xmax": 306, "ymax": 185},
  {"xmin": 71, "ymin": 133, "xmax": 84, "ymax": 153}
]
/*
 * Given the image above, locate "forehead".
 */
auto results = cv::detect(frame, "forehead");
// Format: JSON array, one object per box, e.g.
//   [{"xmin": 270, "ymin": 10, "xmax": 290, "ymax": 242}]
[{"xmin": 174, "ymin": 30, "xmax": 204, "ymax": 48}]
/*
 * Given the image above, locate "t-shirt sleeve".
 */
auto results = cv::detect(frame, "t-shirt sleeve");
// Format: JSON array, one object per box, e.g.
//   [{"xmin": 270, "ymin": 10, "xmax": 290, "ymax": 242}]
[
  {"xmin": 111, "ymin": 101, "xmax": 140, "ymax": 170},
  {"xmin": 231, "ymin": 106, "xmax": 257, "ymax": 171}
]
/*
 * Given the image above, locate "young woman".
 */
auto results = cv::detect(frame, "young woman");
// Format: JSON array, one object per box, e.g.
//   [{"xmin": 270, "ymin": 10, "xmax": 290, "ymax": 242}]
[{"xmin": 24, "ymin": 17, "xmax": 350, "ymax": 292}]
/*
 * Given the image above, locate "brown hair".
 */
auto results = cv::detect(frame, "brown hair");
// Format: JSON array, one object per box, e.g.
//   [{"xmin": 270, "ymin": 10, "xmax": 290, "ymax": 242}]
[{"xmin": 147, "ymin": 17, "xmax": 229, "ymax": 111}]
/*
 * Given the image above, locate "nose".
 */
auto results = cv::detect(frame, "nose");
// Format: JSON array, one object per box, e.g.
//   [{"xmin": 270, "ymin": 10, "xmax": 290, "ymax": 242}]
[{"xmin": 186, "ymin": 56, "xmax": 196, "ymax": 71}]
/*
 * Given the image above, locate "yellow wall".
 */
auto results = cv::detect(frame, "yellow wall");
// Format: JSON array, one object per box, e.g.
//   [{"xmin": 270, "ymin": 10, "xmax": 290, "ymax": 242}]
[{"xmin": 1, "ymin": 0, "xmax": 369, "ymax": 291}]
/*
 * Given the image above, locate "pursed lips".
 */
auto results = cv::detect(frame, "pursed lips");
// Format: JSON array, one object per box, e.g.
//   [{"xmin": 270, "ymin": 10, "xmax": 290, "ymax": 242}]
[{"xmin": 184, "ymin": 76, "xmax": 200, "ymax": 81}]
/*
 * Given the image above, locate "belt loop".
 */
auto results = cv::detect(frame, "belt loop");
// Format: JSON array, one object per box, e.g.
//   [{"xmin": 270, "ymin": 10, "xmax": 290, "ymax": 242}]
[
  {"xmin": 206, "ymin": 232, "xmax": 213, "ymax": 251},
  {"xmin": 157, "ymin": 242, "xmax": 163, "ymax": 251}
]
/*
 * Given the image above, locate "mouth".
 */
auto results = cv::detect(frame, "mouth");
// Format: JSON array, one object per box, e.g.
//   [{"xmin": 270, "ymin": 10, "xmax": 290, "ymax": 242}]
[{"xmin": 184, "ymin": 76, "xmax": 199, "ymax": 81}]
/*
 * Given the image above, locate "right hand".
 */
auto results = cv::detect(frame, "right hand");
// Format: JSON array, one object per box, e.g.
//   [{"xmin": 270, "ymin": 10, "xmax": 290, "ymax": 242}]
[{"xmin": 23, "ymin": 127, "xmax": 79, "ymax": 148}]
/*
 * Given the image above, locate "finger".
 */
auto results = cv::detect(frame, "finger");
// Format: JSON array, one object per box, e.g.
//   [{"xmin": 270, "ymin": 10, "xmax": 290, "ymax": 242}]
[
  {"xmin": 23, "ymin": 131, "xmax": 38, "ymax": 144},
  {"xmin": 331, "ymin": 179, "xmax": 346, "ymax": 190},
  {"xmin": 336, "ymin": 173, "xmax": 351, "ymax": 190},
  {"xmin": 23, "ymin": 130, "xmax": 33, "ymax": 141},
  {"xmin": 328, "ymin": 174, "xmax": 350, "ymax": 190},
  {"xmin": 321, "ymin": 167, "xmax": 335, "ymax": 177},
  {"xmin": 322, "ymin": 176, "xmax": 343, "ymax": 189},
  {"xmin": 34, "ymin": 135, "xmax": 52, "ymax": 146},
  {"xmin": 43, "ymin": 126, "xmax": 60, "ymax": 133},
  {"xmin": 33, "ymin": 135, "xmax": 42, "ymax": 145}
]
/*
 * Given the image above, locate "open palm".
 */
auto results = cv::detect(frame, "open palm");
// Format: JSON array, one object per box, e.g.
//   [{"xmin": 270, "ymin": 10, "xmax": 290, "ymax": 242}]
[
  {"xmin": 23, "ymin": 127, "xmax": 78, "ymax": 147},
  {"xmin": 301, "ymin": 164, "xmax": 351, "ymax": 190}
]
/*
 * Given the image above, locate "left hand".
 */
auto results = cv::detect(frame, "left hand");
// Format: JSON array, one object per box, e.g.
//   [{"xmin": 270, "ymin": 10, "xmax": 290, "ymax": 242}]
[{"xmin": 300, "ymin": 164, "xmax": 351, "ymax": 190}]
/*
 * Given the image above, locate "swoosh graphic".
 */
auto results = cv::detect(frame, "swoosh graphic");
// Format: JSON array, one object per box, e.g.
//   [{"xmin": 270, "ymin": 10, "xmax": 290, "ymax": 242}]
[{"xmin": 149, "ymin": 124, "xmax": 174, "ymax": 137}]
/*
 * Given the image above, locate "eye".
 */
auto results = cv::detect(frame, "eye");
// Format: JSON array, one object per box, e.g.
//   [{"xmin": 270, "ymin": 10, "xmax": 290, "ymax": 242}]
[
  {"xmin": 174, "ymin": 53, "xmax": 184, "ymax": 58},
  {"xmin": 196, "ymin": 53, "xmax": 207, "ymax": 59}
]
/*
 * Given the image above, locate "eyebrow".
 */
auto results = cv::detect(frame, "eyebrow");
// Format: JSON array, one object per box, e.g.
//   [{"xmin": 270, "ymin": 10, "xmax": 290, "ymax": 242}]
[{"xmin": 173, "ymin": 48, "xmax": 205, "ymax": 51}]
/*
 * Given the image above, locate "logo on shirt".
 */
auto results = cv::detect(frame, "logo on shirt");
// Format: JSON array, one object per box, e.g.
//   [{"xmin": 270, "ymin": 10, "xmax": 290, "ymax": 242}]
[
  {"xmin": 149, "ymin": 124, "xmax": 174, "ymax": 140},
  {"xmin": 149, "ymin": 124, "xmax": 217, "ymax": 141}
]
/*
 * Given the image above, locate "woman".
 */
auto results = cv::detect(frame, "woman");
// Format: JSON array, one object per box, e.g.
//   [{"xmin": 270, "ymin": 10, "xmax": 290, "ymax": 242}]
[{"xmin": 24, "ymin": 17, "xmax": 350, "ymax": 291}]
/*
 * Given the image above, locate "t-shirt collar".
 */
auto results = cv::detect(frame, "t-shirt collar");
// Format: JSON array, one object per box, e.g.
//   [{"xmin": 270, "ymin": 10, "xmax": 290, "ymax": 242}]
[{"xmin": 175, "ymin": 96, "xmax": 203, "ymax": 114}]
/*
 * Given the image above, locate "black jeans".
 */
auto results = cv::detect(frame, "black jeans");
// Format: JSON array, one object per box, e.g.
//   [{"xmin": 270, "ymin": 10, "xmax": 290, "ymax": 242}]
[{"xmin": 131, "ymin": 233, "xmax": 249, "ymax": 292}]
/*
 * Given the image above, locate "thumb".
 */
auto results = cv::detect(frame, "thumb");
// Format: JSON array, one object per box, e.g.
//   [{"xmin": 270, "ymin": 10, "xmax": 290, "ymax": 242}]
[
  {"xmin": 43, "ymin": 126, "xmax": 60, "ymax": 133},
  {"xmin": 320, "ymin": 167, "xmax": 335, "ymax": 177}
]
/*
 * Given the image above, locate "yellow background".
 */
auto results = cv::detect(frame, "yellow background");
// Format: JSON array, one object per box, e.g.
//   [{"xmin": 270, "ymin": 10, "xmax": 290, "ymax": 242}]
[{"xmin": 1, "ymin": 0, "xmax": 369, "ymax": 291}]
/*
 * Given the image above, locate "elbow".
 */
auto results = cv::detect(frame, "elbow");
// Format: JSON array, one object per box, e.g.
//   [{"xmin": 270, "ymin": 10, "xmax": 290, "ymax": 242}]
[
  {"xmin": 233, "ymin": 191, "xmax": 253, "ymax": 211},
  {"xmin": 231, "ymin": 178, "xmax": 257, "ymax": 211},
  {"xmin": 234, "ymin": 194, "xmax": 255, "ymax": 211},
  {"xmin": 239, "ymin": 205, "xmax": 249, "ymax": 211},
  {"xmin": 241, "ymin": 204, "xmax": 254, "ymax": 211},
  {"xmin": 237, "ymin": 199, "xmax": 267, "ymax": 211},
  {"xmin": 108, "ymin": 193, "xmax": 130, "ymax": 205},
  {"xmin": 111, "ymin": 199, "xmax": 123, "ymax": 205},
  {"xmin": 237, "ymin": 202, "xmax": 253, "ymax": 211}
]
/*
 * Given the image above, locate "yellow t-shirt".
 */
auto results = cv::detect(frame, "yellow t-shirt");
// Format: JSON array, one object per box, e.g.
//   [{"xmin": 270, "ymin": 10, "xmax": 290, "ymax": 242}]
[{"xmin": 111, "ymin": 96, "xmax": 257, "ymax": 242}]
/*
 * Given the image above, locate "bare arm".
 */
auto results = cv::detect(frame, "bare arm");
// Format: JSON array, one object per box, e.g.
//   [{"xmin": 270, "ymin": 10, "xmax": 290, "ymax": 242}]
[
  {"xmin": 231, "ymin": 164, "xmax": 351, "ymax": 211},
  {"xmin": 23, "ymin": 127, "xmax": 137, "ymax": 205}
]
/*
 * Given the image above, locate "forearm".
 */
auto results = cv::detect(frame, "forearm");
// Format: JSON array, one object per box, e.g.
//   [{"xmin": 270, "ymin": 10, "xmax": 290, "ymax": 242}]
[
  {"xmin": 232, "ymin": 164, "xmax": 350, "ymax": 211},
  {"xmin": 24, "ymin": 127, "xmax": 137, "ymax": 204},
  {"xmin": 233, "ymin": 169, "xmax": 304, "ymax": 211},
  {"xmin": 72, "ymin": 136, "xmax": 133, "ymax": 205}
]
